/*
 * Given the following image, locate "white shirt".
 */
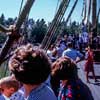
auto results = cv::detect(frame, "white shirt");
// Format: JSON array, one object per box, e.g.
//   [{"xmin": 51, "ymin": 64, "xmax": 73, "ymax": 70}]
[{"xmin": 2, "ymin": 94, "xmax": 10, "ymax": 100}]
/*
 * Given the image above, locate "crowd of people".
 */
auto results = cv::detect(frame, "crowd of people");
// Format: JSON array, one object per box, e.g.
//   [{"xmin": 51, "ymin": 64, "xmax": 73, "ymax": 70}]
[
  {"xmin": 0, "ymin": 40, "xmax": 97, "ymax": 100},
  {"xmin": 0, "ymin": 22, "xmax": 99, "ymax": 100}
]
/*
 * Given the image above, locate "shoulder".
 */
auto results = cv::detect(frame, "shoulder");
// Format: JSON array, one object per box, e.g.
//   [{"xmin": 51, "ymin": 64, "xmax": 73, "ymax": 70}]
[
  {"xmin": 29, "ymin": 84, "xmax": 57, "ymax": 100},
  {"xmin": 63, "ymin": 48, "xmax": 71, "ymax": 53},
  {"xmin": 0, "ymin": 95, "xmax": 5, "ymax": 100},
  {"xmin": 75, "ymin": 80, "xmax": 94, "ymax": 100}
]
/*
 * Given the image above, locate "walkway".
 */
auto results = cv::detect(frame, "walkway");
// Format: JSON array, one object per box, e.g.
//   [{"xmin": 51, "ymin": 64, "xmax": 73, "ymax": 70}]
[{"xmin": 77, "ymin": 61, "xmax": 100, "ymax": 100}]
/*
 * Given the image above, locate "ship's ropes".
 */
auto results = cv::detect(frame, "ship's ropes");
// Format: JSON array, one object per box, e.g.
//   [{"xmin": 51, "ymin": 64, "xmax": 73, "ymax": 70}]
[
  {"xmin": 81, "ymin": 0, "xmax": 87, "ymax": 22},
  {"xmin": 41, "ymin": 0, "xmax": 70, "ymax": 50},
  {"xmin": 55, "ymin": 0, "xmax": 78, "ymax": 44},
  {"xmin": 87, "ymin": 0, "xmax": 91, "ymax": 25}
]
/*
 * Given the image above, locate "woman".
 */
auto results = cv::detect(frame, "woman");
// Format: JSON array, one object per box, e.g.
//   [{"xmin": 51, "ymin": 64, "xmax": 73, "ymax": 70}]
[
  {"xmin": 51, "ymin": 56, "xmax": 94, "ymax": 100},
  {"xmin": 85, "ymin": 46, "xmax": 97, "ymax": 83}
]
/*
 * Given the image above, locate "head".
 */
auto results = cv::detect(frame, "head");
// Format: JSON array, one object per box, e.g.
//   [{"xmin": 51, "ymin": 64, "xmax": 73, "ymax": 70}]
[
  {"xmin": 0, "ymin": 76, "xmax": 19, "ymax": 97},
  {"xmin": 9, "ymin": 43, "xmax": 51, "ymax": 85},
  {"xmin": 67, "ymin": 42, "xmax": 73, "ymax": 48},
  {"xmin": 51, "ymin": 57, "xmax": 78, "ymax": 80},
  {"xmin": 64, "ymin": 34, "xmax": 67, "ymax": 40},
  {"xmin": 48, "ymin": 44, "xmax": 55, "ymax": 50},
  {"xmin": 86, "ymin": 44, "xmax": 93, "ymax": 51}
]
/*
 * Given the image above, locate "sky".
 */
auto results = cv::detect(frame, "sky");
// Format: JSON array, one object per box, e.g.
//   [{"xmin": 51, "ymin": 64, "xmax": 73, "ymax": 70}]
[{"xmin": 0, "ymin": 0, "xmax": 99, "ymax": 23}]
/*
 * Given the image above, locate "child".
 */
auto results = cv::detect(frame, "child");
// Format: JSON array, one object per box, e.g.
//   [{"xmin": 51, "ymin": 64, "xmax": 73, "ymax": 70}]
[{"xmin": 0, "ymin": 76, "xmax": 19, "ymax": 100}]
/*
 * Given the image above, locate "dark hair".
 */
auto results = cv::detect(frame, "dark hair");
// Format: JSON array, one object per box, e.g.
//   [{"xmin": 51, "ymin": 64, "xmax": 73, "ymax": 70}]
[
  {"xmin": 9, "ymin": 44, "xmax": 51, "ymax": 84},
  {"xmin": 51, "ymin": 57, "xmax": 78, "ymax": 80},
  {"xmin": 67, "ymin": 42, "xmax": 73, "ymax": 48}
]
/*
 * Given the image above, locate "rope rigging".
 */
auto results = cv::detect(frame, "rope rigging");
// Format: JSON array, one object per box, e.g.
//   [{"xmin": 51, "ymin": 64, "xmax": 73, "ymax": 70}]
[
  {"xmin": 55, "ymin": 0, "xmax": 78, "ymax": 45},
  {"xmin": 18, "ymin": 0, "xmax": 24, "ymax": 17},
  {"xmin": 97, "ymin": 8, "xmax": 100, "ymax": 22},
  {"xmin": 55, "ymin": 0, "xmax": 60, "ymax": 15},
  {"xmin": 96, "ymin": 0, "xmax": 100, "ymax": 23},
  {"xmin": 41, "ymin": 0, "xmax": 70, "ymax": 50},
  {"xmin": 44, "ymin": 0, "xmax": 71, "ymax": 51},
  {"xmin": 87, "ymin": 0, "xmax": 91, "ymax": 25},
  {"xmin": 65, "ymin": 0, "xmax": 78, "ymax": 24},
  {"xmin": 86, "ymin": 0, "xmax": 92, "ymax": 32},
  {"xmin": 81, "ymin": 0, "xmax": 87, "ymax": 23}
]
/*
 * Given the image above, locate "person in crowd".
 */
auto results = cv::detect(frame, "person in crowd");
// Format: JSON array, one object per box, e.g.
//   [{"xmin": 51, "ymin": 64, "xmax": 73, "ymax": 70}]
[
  {"xmin": 10, "ymin": 83, "xmax": 25, "ymax": 100},
  {"xmin": 84, "ymin": 45, "xmax": 97, "ymax": 83},
  {"xmin": 47, "ymin": 44, "xmax": 58, "ymax": 62},
  {"xmin": 8, "ymin": 43, "xmax": 57, "ymax": 100},
  {"xmin": 0, "ymin": 76, "xmax": 19, "ymax": 100},
  {"xmin": 47, "ymin": 44, "xmax": 55, "ymax": 58},
  {"xmin": 62, "ymin": 42, "xmax": 84, "ymax": 63},
  {"xmin": 51, "ymin": 56, "xmax": 94, "ymax": 100}
]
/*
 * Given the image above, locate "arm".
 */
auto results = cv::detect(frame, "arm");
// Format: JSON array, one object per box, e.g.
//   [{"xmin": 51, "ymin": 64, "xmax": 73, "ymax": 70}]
[{"xmin": 75, "ymin": 51, "xmax": 84, "ymax": 63}]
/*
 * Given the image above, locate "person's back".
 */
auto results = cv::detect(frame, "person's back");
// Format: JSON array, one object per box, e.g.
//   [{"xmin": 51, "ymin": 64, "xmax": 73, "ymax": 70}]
[
  {"xmin": 62, "ymin": 48, "xmax": 79, "ymax": 60},
  {"xmin": 8, "ymin": 43, "xmax": 57, "ymax": 100},
  {"xmin": 28, "ymin": 83, "xmax": 56, "ymax": 100},
  {"xmin": 62, "ymin": 42, "xmax": 84, "ymax": 62}
]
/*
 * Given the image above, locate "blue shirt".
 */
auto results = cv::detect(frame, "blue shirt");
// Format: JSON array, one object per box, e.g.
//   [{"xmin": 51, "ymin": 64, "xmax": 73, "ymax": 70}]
[
  {"xmin": 62, "ymin": 48, "xmax": 83, "ymax": 61},
  {"xmin": 0, "ymin": 95, "xmax": 7, "ymax": 100},
  {"xmin": 28, "ymin": 83, "xmax": 57, "ymax": 100},
  {"xmin": 10, "ymin": 87, "xmax": 25, "ymax": 100}
]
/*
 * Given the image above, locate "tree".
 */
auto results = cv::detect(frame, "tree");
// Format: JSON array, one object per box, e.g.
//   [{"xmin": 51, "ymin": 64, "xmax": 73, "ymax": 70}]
[
  {"xmin": 5, "ymin": 18, "xmax": 14, "ymax": 26},
  {"xmin": 31, "ymin": 19, "xmax": 47, "ymax": 43},
  {"xmin": 0, "ymin": 13, "xmax": 5, "ymax": 25},
  {"xmin": 0, "ymin": 33, "xmax": 6, "ymax": 44}
]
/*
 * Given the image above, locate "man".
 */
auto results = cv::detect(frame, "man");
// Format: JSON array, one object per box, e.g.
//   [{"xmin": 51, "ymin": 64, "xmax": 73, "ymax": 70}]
[
  {"xmin": 8, "ymin": 44, "xmax": 57, "ymax": 100},
  {"xmin": 62, "ymin": 42, "xmax": 84, "ymax": 63}
]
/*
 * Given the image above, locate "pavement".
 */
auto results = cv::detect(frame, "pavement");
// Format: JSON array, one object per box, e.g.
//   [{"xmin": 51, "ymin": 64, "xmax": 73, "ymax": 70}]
[{"xmin": 77, "ymin": 61, "xmax": 100, "ymax": 100}]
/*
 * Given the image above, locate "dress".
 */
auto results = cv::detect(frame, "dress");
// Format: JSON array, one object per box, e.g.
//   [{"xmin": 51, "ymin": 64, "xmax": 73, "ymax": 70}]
[{"xmin": 85, "ymin": 50, "xmax": 94, "ymax": 72}]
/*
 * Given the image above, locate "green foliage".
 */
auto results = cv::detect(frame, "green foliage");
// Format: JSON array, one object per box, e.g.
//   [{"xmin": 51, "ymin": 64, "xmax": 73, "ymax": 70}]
[
  {"xmin": 31, "ymin": 19, "xmax": 47, "ymax": 43},
  {"xmin": 0, "ymin": 13, "xmax": 5, "ymax": 25},
  {"xmin": 0, "ymin": 33, "xmax": 6, "ymax": 44},
  {"xmin": 0, "ymin": 61, "xmax": 10, "ymax": 79},
  {"xmin": 5, "ymin": 18, "xmax": 14, "ymax": 26},
  {"xmin": 62, "ymin": 21, "xmax": 81, "ymax": 36}
]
